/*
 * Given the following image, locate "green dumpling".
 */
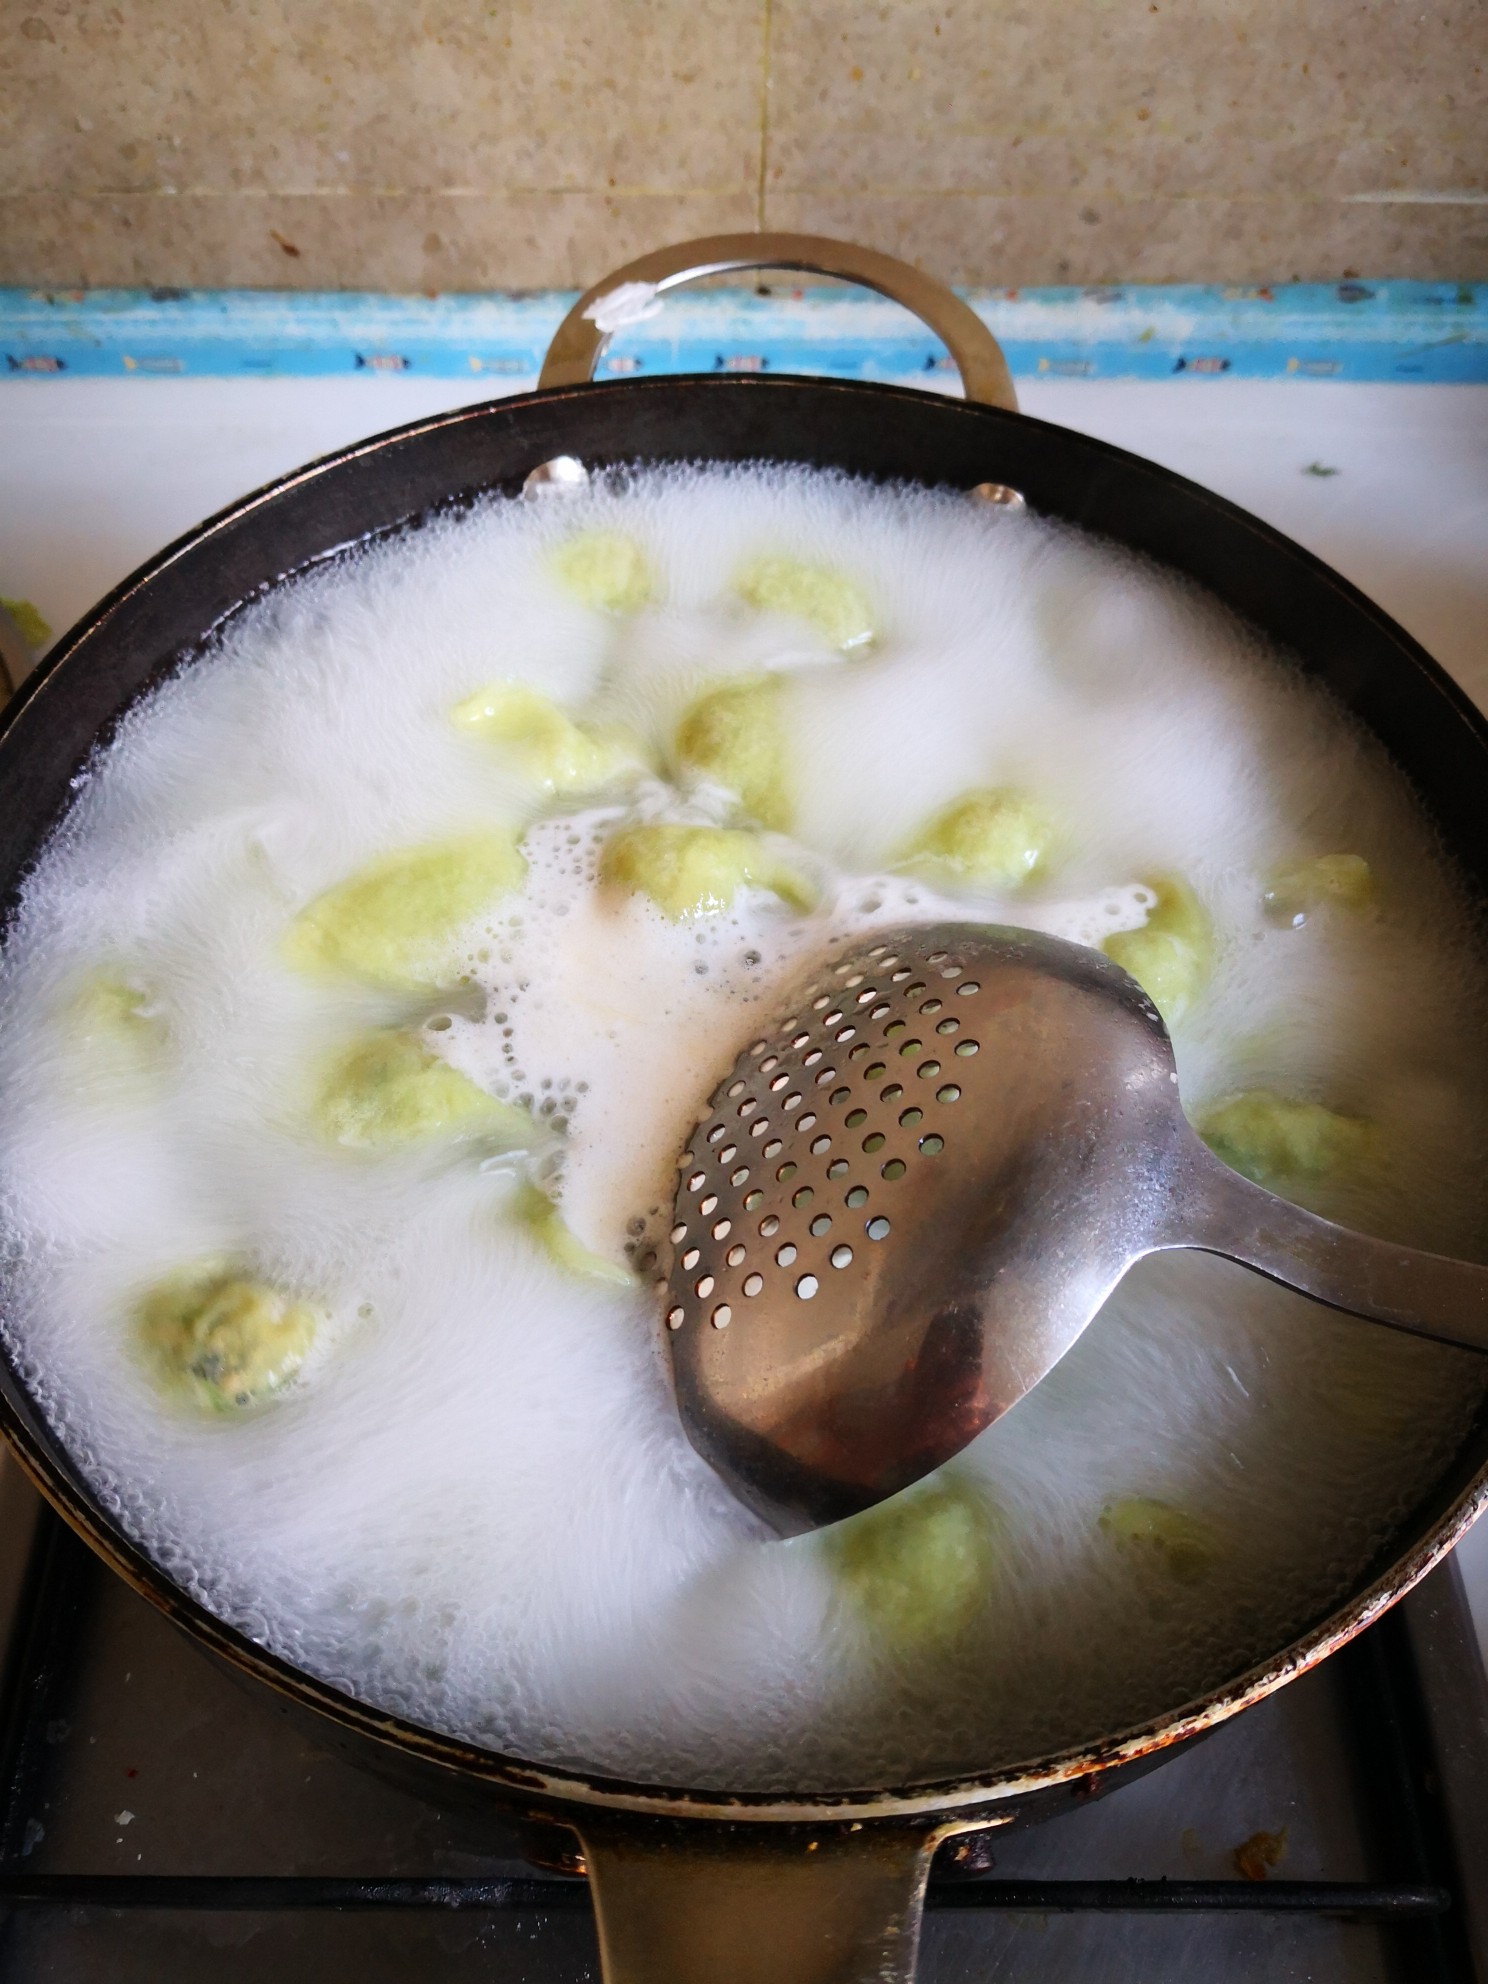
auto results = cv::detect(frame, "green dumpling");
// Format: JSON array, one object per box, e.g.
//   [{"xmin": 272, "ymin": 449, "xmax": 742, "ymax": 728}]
[
  {"xmin": 549, "ymin": 530, "xmax": 654, "ymax": 614},
  {"xmin": 600, "ymin": 823, "xmax": 814, "ymax": 921},
  {"xmin": 1195, "ymin": 1089, "xmax": 1376, "ymax": 1199},
  {"xmin": 1099, "ymin": 1497, "xmax": 1216, "ymax": 1586},
  {"xmin": 1103, "ymin": 876, "xmax": 1212, "ymax": 1026},
  {"xmin": 515, "ymin": 1180, "xmax": 634, "ymax": 1286},
  {"xmin": 135, "ymin": 1261, "xmax": 322, "ymax": 1413},
  {"xmin": 734, "ymin": 555, "xmax": 875, "ymax": 652},
  {"xmin": 673, "ymin": 675, "xmax": 792, "ymax": 831},
  {"xmin": 69, "ymin": 967, "xmax": 169, "ymax": 1057},
  {"xmin": 1263, "ymin": 853, "xmax": 1374, "ymax": 927},
  {"xmin": 826, "ymin": 1477, "xmax": 999, "ymax": 1645},
  {"xmin": 313, "ymin": 1029, "xmax": 532, "ymax": 1150},
  {"xmin": 283, "ymin": 833, "xmax": 526, "ymax": 991},
  {"xmin": 451, "ymin": 681, "xmax": 645, "ymax": 795},
  {"xmin": 903, "ymin": 787, "xmax": 1056, "ymax": 885}
]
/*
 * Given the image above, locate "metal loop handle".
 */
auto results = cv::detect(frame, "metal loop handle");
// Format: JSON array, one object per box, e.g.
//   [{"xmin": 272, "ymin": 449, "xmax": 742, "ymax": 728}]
[{"xmin": 538, "ymin": 232, "xmax": 1018, "ymax": 412}]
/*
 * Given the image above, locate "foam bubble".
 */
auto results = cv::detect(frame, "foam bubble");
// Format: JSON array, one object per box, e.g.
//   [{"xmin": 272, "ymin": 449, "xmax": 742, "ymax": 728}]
[{"xmin": 1, "ymin": 462, "xmax": 1486, "ymax": 1793}]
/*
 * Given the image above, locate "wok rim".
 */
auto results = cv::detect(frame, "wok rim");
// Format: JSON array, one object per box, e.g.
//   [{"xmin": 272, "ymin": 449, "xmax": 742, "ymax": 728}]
[{"xmin": 2, "ymin": 370, "xmax": 1486, "ymax": 1827}]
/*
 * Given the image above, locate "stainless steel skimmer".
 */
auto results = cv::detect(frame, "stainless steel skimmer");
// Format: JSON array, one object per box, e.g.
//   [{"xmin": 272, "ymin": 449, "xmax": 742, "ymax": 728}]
[{"xmin": 660, "ymin": 922, "xmax": 1488, "ymax": 1535}]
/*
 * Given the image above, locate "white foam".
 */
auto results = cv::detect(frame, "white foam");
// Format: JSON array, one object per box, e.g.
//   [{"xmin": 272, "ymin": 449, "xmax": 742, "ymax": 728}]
[{"xmin": 1, "ymin": 463, "xmax": 1486, "ymax": 1792}]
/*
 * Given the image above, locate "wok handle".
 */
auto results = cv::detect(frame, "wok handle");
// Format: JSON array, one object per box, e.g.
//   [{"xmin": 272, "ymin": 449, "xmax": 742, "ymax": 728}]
[
  {"xmin": 1170, "ymin": 1135, "xmax": 1488, "ymax": 1354},
  {"xmin": 537, "ymin": 232, "xmax": 1018, "ymax": 412},
  {"xmin": 573, "ymin": 1812, "xmax": 971, "ymax": 1984}
]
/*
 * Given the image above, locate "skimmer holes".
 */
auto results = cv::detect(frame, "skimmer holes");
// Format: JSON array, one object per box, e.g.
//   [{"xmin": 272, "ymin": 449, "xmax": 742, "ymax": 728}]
[{"xmin": 671, "ymin": 939, "xmax": 983, "ymax": 1336}]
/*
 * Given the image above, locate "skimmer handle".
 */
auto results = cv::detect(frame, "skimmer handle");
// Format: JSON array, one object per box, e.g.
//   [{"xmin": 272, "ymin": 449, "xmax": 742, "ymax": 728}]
[
  {"xmin": 537, "ymin": 232, "xmax": 1018, "ymax": 411},
  {"xmin": 1175, "ymin": 1138, "xmax": 1488, "ymax": 1355}
]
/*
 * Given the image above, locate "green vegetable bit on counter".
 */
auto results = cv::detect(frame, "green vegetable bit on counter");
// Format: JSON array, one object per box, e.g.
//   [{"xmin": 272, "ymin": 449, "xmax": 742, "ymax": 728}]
[
  {"xmin": 135, "ymin": 1261, "xmax": 322, "ymax": 1412},
  {"xmin": 283, "ymin": 832, "xmax": 526, "ymax": 991},
  {"xmin": 734, "ymin": 555, "xmax": 876, "ymax": 652},
  {"xmin": 0, "ymin": 597, "xmax": 52, "ymax": 652},
  {"xmin": 1099, "ymin": 1497, "xmax": 1216, "ymax": 1586},
  {"xmin": 673, "ymin": 674, "xmax": 792, "ymax": 832},
  {"xmin": 902, "ymin": 787, "xmax": 1055, "ymax": 885},
  {"xmin": 451, "ymin": 681, "xmax": 643, "ymax": 795},
  {"xmin": 826, "ymin": 1477, "xmax": 999, "ymax": 1644},
  {"xmin": 1195, "ymin": 1089, "xmax": 1376, "ymax": 1197},
  {"xmin": 1262, "ymin": 853, "xmax": 1374, "ymax": 927},
  {"xmin": 313, "ymin": 1029, "xmax": 532, "ymax": 1150},
  {"xmin": 515, "ymin": 1180, "xmax": 634, "ymax": 1286},
  {"xmin": 600, "ymin": 822, "xmax": 814, "ymax": 920},
  {"xmin": 1103, "ymin": 876, "xmax": 1212, "ymax": 1026},
  {"xmin": 549, "ymin": 530, "xmax": 654, "ymax": 614}
]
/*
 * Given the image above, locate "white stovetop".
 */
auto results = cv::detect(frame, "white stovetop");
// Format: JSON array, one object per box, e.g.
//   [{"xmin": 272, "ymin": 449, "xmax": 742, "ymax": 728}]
[{"xmin": 2, "ymin": 372, "xmax": 1487, "ymax": 1660}]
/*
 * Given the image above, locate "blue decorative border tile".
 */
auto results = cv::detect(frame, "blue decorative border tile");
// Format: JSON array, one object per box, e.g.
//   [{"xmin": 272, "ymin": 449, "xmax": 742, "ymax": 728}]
[{"xmin": 2, "ymin": 281, "xmax": 1483, "ymax": 384}]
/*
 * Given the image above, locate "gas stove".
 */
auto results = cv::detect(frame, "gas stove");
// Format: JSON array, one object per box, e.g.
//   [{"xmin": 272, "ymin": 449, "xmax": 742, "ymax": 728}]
[{"xmin": 0, "ymin": 1455, "xmax": 1483, "ymax": 1983}]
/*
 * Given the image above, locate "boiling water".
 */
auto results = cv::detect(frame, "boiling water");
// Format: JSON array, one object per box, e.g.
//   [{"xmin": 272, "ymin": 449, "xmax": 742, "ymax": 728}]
[{"xmin": 2, "ymin": 465, "xmax": 1486, "ymax": 1793}]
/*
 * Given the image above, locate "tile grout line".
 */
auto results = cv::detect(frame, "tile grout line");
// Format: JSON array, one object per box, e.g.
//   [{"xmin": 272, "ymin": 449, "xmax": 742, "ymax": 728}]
[
  {"xmin": 6, "ymin": 186, "xmax": 1486, "ymax": 210},
  {"xmin": 756, "ymin": 0, "xmax": 773, "ymax": 234}
]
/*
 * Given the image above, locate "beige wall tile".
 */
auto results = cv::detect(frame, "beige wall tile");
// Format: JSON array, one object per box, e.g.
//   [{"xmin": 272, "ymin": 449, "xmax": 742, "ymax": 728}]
[
  {"xmin": 4, "ymin": 0, "xmax": 765, "ymax": 199},
  {"xmin": 768, "ymin": 189, "xmax": 1488, "ymax": 284},
  {"xmin": 0, "ymin": 191, "xmax": 762, "ymax": 290},
  {"xmin": 2, "ymin": 0, "xmax": 1484, "ymax": 286},
  {"xmin": 765, "ymin": 0, "xmax": 1486, "ymax": 201}
]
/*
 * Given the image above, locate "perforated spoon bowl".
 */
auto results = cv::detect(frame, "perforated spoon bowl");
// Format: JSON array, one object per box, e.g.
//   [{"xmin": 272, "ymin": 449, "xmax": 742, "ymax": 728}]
[{"xmin": 660, "ymin": 922, "xmax": 1488, "ymax": 1536}]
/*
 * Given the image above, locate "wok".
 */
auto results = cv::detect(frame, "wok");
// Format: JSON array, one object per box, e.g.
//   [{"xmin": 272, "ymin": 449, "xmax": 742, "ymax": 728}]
[{"xmin": 1, "ymin": 235, "xmax": 1486, "ymax": 1983}]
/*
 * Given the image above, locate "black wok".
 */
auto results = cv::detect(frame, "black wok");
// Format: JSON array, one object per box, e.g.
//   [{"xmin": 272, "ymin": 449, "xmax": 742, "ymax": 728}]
[{"xmin": 1, "ymin": 236, "xmax": 1486, "ymax": 1983}]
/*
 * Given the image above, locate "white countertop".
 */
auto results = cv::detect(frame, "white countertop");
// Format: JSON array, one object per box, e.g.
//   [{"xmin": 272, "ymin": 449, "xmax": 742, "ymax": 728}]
[{"xmin": 3, "ymin": 370, "xmax": 1487, "ymax": 1661}]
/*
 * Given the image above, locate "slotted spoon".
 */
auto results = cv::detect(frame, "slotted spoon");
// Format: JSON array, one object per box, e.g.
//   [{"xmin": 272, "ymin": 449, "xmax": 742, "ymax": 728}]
[{"xmin": 659, "ymin": 923, "xmax": 1488, "ymax": 1535}]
